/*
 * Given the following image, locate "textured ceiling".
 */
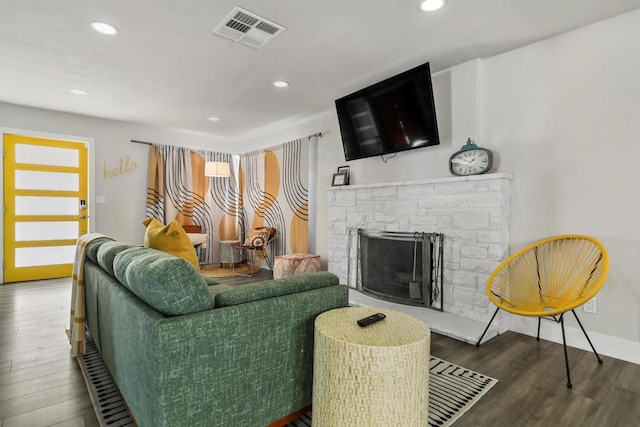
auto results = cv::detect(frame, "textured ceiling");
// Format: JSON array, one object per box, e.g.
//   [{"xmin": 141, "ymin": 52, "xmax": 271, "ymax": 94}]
[{"xmin": 1, "ymin": 0, "xmax": 640, "ymax": 140}]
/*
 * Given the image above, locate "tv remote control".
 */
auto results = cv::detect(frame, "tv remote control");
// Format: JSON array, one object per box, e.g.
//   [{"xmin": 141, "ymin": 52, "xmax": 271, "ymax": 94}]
[{"xmin": 357, "ymin": 312, "xmax": 386, "ymax": 327}]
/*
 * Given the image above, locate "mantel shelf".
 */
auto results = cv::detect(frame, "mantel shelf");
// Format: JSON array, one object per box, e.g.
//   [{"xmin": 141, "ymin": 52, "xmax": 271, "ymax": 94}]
[{"xmin": 327, "ymin": 172, "xmax": 513, "ymax": 191}]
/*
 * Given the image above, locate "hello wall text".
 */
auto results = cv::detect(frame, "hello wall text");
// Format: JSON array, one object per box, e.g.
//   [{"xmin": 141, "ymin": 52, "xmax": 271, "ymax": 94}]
[{"xmin": 104, "ymin": 155, "xmax": 138, "ymax": 179}]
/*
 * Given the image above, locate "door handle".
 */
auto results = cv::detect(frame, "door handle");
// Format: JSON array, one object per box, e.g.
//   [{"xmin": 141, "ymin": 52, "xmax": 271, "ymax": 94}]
[{"xmin": 77, "ymin": 215, "xmax": 87, "ymax": 219}]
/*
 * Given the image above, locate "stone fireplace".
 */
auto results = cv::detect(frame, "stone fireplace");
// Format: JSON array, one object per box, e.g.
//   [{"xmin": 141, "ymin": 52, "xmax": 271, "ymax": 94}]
[{"xmin": 327, "ymin": 173, "xmax": 512, "ymax": 342}]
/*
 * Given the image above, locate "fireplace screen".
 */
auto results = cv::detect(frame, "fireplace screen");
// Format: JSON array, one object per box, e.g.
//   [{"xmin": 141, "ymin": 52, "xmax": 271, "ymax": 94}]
[{"xmin": 357, "ymin": 229, "xmax": 443, "ymax": 310}]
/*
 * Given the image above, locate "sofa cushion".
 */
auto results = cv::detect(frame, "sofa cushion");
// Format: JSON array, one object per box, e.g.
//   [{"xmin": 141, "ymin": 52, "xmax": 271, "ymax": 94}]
[
  {"xmin": 84, "ymin": 237, "xmax": 114, "ymax": 263},
  {"xmin": 113, "ymin": 247, "xmax": 215, "ymax": 316},
  {"xmin": 97, "ymin": 241, "xmax": 136, "ymax": 278},
  {"xmin": 142, "ymin": 217, "xmax": 200, "ymax": 270},
  {"xmin": 215, "ymin": 272, "xmax": 339, "ymax": 307}
]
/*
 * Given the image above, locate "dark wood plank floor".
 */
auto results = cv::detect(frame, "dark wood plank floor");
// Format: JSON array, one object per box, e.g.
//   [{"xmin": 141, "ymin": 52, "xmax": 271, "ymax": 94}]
[{"xmin": 2, "ymin": 272, "xmax": 639, "ymax": 426}]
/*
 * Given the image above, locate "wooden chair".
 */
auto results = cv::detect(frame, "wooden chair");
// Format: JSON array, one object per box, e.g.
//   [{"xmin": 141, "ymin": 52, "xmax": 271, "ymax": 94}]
[
  {"xmin": 232, "ymin": 227, "xmax": 277, "ymax": 276},
  {"xmin": 476, "ymin": 235, "xmax": 609, "ymax": 388}
]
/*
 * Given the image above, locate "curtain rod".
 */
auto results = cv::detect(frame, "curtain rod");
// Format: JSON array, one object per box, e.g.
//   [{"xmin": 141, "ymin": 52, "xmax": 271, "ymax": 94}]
[
  {"xmin": 132, "ymin": 132, "xmax": 322, "ymax": 146},
  {"xmin": 130, "ymin": 139, "xmax": 153, "ymax": 146}
]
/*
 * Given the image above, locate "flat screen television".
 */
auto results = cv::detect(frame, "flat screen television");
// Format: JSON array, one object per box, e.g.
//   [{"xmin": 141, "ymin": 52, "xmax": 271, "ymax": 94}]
[{"xmin": 335, "ymin": 62, "xmax": 440, "ymax": 161}]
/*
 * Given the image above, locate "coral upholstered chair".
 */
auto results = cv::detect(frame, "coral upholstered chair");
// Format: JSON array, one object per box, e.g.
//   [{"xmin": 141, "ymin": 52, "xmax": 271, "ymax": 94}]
[{"xmin": 476, "ymin": 235, "xmax": 609, "ymax": 388}]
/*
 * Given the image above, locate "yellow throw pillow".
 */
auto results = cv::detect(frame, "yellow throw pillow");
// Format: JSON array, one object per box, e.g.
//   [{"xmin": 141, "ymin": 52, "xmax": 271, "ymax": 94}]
[{"xmin": 142, "ymin": 218, "xmax": 200, "ymax": 270}]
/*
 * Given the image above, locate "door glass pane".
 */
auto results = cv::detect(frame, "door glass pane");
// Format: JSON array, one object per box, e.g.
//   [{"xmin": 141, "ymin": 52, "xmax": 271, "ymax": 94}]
[
  {"xmin": 15, "ymin": 221, "xmax": 78, "ymax": 241},
  {"xmin": 15, "ymin": 170, "xmax": 79, "ymax": 191},
  {"xmin": 15, "ymin": 143, "xmax": 79, "ymax": 167},
  {"xmin": 15, "ymin": 246, "xmax": 76, "ymax": 267},
  {"xmin": 15, "ymin": 196, "xmax": 78, "ymax": 216}
]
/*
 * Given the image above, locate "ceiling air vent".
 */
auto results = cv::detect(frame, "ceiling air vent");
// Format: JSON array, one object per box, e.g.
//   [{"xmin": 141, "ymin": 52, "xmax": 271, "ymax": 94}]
[{"xmin": 213, "ymin": 7, "xmax": 285, "ymax": 49}]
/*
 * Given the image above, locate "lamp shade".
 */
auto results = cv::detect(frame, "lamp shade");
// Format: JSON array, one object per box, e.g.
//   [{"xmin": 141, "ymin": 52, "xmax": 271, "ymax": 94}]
[{"xmin": 204, "ymin": 161, "xmax": 230, "ymax": 177}]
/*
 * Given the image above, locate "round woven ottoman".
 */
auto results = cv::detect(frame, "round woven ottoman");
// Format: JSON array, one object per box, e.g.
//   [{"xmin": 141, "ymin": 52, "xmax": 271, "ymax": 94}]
[
  {"xmin": 273, "ymin": 253, "xmax": 321, "ymax": 279},
  {"xmin": 313, "ymin": 306, "xmax": 431, "ymax": 427}
]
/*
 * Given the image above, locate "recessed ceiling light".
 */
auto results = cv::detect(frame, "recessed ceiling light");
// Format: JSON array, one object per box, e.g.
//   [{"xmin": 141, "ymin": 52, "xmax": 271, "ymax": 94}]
[
  {"xmin": 208, "ymin": 117, "xmax": 220, "ymax": 122},
  {"xmin": 91, "ymin": 21, "xmax": 119, "ymax": 35},
  {"xmin": 69, "ymin": 89, "xmax": 88, "ymax": 95},
  {"xmin": 418, "ymin": 0, "xmax": 446, "ymax": 12},
  {"xmin": 273, "ymin": 80, "xmax": 289, "ymax": 88}
]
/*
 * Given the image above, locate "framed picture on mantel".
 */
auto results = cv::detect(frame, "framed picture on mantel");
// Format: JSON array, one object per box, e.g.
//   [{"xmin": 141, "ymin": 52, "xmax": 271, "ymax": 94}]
[
  {"xmin": 332, "ymin": 173, "xmax": 347, "ymax": 187},
  {"xmin": 337, "ymin": 165, "xmax": 350, "ymax": 185}
]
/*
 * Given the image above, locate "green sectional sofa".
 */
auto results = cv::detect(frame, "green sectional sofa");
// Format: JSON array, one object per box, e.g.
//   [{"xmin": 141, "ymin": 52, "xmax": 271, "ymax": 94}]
[{"xmin": 81, "ymin": 238, "xmax": 348, "ymax": 427}]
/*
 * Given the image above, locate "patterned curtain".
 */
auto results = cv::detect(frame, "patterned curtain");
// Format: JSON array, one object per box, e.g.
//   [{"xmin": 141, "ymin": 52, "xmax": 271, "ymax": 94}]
[
  {"xmin": 239, "ymin": 139, "xmax": 309, "ymax": 258},
  {"xmin": 146, "ymin": 144, "xmax": 240, "ymax": 264}
]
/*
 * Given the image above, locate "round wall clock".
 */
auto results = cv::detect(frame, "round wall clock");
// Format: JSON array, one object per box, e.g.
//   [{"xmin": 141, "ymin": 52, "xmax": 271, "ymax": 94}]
[{"xmin": 449, "ymin": 138, "xmax": 493, "ymax": 176}]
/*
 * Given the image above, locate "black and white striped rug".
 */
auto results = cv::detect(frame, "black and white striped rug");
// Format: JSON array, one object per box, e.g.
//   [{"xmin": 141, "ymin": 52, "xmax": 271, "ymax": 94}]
[
  {"xmin": 285, "ymin": 357, "xmax": 497, "ymax": 427},
  {"xmin": 76, "ymin": 334, "xmax": 496, "ymax": 427}
]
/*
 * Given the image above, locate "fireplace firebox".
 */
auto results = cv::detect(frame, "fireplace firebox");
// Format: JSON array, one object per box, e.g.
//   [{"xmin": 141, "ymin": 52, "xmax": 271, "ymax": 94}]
[{"xmin": 357, "ymin": 229, "xmax": 443, "ymax": 310}]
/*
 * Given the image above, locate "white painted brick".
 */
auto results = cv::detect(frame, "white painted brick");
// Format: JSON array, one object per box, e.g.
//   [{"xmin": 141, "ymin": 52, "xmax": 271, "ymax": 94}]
[
  {"xmin": 385, "ymin": 224, "xmax": 400, "ymax": 232},
  {"xmin": 446, "ymin": 230, "xmax": 477, "ymax": 245},
  {"xmin": 357, "ymin": 202, "xmax": 383, "ymax": 214},
  {"xmin": 447, "ymin": 195, "xmax": 467, "ymax": 208},
  {"xmin": 335, "ymin": 190, "xmax": 357, "ymax": 207},
  {"xmin": 460, "ymin": 257, "xmax": 499, "ymax": 274},
  {"xmin": 449, "ymin": 270, "xmax": 479, "ymax": 288},
  {"xmin": 467, "ymin": 192, "xmax": 503, "ymax": 208},
  {"xmin": 453, "ymin": 288, "xmax": 488, "ymax": 307},
  {"xmin": 461, "ymin": 245, "xmax": 488, "ymax": 259},
  {"xmin": 398, "ymin": 185, "xmax": 434, "ymax": 201},
  {"xmin": 488, "ymin": 245, "xmax": 508, "ymax": 261},
  {"xmin": 398, "ymin": 218, "xmax": 411, "ymax": 230},
  {"xmin": 372, "ymin": 186, "xmax": 398, "ymax": 200},
  {"xmin": 383, "ymin": 201, "xmax": 419, "ymax": 216},
  {"xmin": 410, "ymin": 215, "xmax": 438, "ymax": 226},
  {"xmin": 333, "ymin": 222, "xmax": 347, "ymax": 236},
  {"xmin": 328, "ymin": 209, "xmax": 347, "ymax": 223},
  {"xmin": 437, "ymin": 215, "xmax": 453, "ymax": 228},
  {"xmin": 346, "ymin": 214, "xmax": 368, "ymax": 228},
  {"xmin": 356, "ymin": 189, "xmax": 373, "ymax": 201},
  {"xmin": 419, "ymin": 199, "xmax": 448, "ymax": 210},
  {"xmin": 435, "ymin": 182, "xmax": 476, "ymax": 195},
  {"xmin": 372, "ymin": 215, "xmax": 401, "ymax": 225},
  {"xmin": 477, "ymin": 231, "xmax": 506, "ymax": 244},
  {"xmin": 453, "ymin": 210, "xmax": 490, "ymax": 230}
]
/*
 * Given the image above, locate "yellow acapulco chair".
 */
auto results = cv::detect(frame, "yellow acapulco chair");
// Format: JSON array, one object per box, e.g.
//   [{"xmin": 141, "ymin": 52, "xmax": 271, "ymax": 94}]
[{"xmin": 476, "ymin": 235, "xmax": 610, "ymax": 388}]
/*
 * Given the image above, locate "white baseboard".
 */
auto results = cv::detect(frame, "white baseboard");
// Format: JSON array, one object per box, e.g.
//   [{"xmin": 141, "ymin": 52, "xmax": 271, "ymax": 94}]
[{"xmin": 508, "ymin": 315, "xmax": 640, "ymax": 365}]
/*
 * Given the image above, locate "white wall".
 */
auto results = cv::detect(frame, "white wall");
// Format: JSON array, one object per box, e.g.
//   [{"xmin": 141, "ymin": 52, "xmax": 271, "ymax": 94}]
[
  {"xmin": 480, "ymin": 10, "xmax": 640, "ymax": 347},
  {"xmin": 0, "ymin": 102, "xmax": 233, "ymax": 246}
]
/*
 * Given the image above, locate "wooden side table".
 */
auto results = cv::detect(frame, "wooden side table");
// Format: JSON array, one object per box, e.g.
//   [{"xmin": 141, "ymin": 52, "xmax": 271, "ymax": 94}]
[{"xmin": 313, "ymin": 306, "xmax": 431, "ymax": 427}]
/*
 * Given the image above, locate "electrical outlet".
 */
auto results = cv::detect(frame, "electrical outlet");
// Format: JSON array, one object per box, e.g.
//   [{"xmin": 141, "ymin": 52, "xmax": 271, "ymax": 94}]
[{"xmin": 583, "ymin": 298, "xmax": 597, "ymax": 314}]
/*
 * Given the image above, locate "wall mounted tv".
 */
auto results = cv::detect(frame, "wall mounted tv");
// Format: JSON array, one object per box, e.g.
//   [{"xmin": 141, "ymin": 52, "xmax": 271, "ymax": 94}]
[{"xmin": 335, "ymin": 62, "xmax": 440, "ymax": 161}]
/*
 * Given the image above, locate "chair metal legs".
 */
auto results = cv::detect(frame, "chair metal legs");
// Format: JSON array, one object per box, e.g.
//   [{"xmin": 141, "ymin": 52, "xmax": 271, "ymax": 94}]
[
  {"xmin": 231, "ymin": 248, "xmax": 255, "ymax": 277},
  {"xmin": 476, "ymin": 306, "xmax": 500, "ymax": 347},
  {"xmin": 477, "ymin": 308, "xmax": 603, "ymax": 389},
  {"xmin": 571, "ymin": 309, "xmax": 604, "ymax": 364},
  {"xmin": 560, "ymin": 314, "xmax": 572, "ymax": 388},
  {"xmin": 560, "ymin": 310, "xmax": 604, "ymax": 389}
]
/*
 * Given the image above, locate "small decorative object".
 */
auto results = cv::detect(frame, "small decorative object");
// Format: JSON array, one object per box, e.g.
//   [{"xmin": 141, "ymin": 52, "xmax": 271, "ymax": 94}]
[
  {"xmin": 332, "ymin": 173, "xmax": 347, "ymax": 186},
  {"xmin": 449, "ymin": 138, "xmax": 493, "ymax": 176},
  {"xmin": 337, "ymin": 165, "xmax": 350, "ymax": 184}
]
